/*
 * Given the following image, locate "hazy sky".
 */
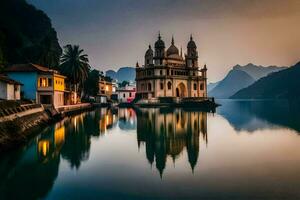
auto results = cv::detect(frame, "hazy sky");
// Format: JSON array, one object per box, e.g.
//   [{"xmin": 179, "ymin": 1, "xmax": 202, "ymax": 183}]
[{"xmin": 27, "ymin": 0, "xmax": 300, "ymax": 82}]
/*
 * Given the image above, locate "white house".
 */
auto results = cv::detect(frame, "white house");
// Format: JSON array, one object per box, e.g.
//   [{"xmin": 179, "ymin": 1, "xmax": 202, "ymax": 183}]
[
  {"xmin": 0, "ymin": 75, "xmax": 22, "ymax": 100},
  {"xmin": 117, "ymin": 85, "xmax": 136, "ymax": 103}
]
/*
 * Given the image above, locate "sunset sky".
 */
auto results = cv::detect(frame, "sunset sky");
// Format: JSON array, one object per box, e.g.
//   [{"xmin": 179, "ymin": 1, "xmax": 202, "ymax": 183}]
[{"xmin": 28, "ymin": 0, "xmax": 300, "ymax": 82}]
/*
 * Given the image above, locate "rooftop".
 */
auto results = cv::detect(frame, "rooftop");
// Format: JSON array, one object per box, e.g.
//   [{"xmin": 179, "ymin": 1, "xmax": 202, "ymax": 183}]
[
  {"xmin": 5, "ymin": 63, "xmax": 59, "ymax": 74},
  {"xmin": 0, "ymin": 75, "xmax": 23, "ymax": 85}
]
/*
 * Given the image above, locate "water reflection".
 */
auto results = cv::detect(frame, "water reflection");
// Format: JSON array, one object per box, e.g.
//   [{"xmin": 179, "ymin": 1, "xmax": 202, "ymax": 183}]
[
  {"xmin": 1, "ymin": 101, "xmax": 300, "ymax": 199},
  {"xmin": 217, "ymin": 100, "xmax": 300, "ymax": 133},
  {"xmin": 136, "ymin": 108, "xmax": 207, "ymax": 177}
]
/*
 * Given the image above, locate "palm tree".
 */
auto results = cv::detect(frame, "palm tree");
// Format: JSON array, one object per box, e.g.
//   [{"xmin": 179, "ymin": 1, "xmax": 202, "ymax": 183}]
[{"xmin": 60, "ymin": 45, "xmax": 90, "ymax": 99}]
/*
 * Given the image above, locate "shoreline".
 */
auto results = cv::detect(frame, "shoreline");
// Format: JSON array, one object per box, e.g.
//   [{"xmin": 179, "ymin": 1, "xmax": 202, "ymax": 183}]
[{"xmin": 0, "ymin": 103, "xmax": 94, "ymax": 153}]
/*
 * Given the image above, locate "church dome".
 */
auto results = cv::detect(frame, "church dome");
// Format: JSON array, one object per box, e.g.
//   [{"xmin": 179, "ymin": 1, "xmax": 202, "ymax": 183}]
[
  {"xmin": 145, "ymin": 45, "xmax": 153, "ymax": 56},
  {"xmin": 187, "ymin": 35, "xmax": 197, "ymax": 48},
  {"xmin": 167, "ymin": 37, "xmax": 179, "ymax": 56},
  {"xmin": 155, "ymin": 33, "xmax": 165, "ymax": 49}
]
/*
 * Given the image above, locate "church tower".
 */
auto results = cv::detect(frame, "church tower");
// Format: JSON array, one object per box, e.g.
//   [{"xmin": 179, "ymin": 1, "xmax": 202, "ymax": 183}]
[
  {"xmin": 154, "ymin": 32, "xmax": 165, "ymax": 65},
  {"xmin": 186, "ymin": 35, "xmax": 198, "ymax": 68},
  {"xmin": 145, "ymin": 45, "xmax": 153, "ymax": 67}
]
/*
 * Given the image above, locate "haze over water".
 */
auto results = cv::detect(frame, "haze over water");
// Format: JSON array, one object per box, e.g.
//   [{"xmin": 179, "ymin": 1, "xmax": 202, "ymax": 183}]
[{"xmin": 1, "ymin": 100, "xmax": 300, "ymax": 199}]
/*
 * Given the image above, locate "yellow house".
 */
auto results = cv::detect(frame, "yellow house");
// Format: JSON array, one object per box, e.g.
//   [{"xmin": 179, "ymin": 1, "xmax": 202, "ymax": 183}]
[
  {"xmin": 37, "ymin": 72, "xmax": 67, "ymax": 107},
  {"xmin": 97, "ymin": 76, "xmax": 113, "ymax": 103}
]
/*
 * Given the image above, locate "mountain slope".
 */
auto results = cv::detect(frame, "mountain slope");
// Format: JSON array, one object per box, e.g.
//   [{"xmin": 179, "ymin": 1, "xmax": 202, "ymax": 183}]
[
  {"xmin": 0, "ymin": 0, "xmax": 62, "ymax": 68},
  {"xmin": 207, "ymin": 81, "xmax": 219, "ymax": 92},
  {"xmin": 231, "ymin": 62, "xmax": 300, "ymax": 99},
  {"xmin": 106, "ymin": 67, "xmax": 135, "ymax": 82},
  {"xmin": 233, "ymin": 63, "xmax": 287, "ymax": 80},
  {"xmin": 209, "ymin": 69, "xmax": 255, "ymax": 98}
]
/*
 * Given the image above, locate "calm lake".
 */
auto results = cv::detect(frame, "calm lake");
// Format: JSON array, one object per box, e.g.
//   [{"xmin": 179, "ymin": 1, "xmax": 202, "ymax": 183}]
[{"xmin": 1, "ymin": 100, "xmax": 300, "ymax": 199}]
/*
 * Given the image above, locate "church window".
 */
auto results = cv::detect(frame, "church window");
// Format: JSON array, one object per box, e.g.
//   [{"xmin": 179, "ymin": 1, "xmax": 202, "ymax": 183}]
[
  {"xmin": 167, "ymin": 82, "xmax": 172, "ymax": 90},
  {"xmin": 160, "ymin": 83, "xmax": 164, "ymax": 90},
  {"xmin": 193, "ymin": 83, "xmax": 197, "ymax": 90},
  {"xmin": 148, "ymin": 83, "xmax": 152, "ymax": 91},
  {"xmin": 200, "ymin": 83, "xmax": 204, "ymax": 90}
]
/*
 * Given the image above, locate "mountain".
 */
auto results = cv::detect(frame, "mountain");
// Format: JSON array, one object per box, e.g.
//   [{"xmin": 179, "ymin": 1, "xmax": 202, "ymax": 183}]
[
  {"xmin": 209, "ymin": 69, "xmax": 255, "ymax": 99},
  {"xmin": 233, "ymin": 63, "xmax": 287, "ymax": 80},
  {"xmin": 0, "ymin": 0, "xmax": 62, "ymax": 68},
  {"xmin": 231, "ymin": 62, "xmax": 300, "ymax": 99},
  {"xmin": 207, "ymin": 81, "xmax": 219, "ymax": 92},
  {"xmin": 209, "ymin": 63, "xmax": 287, "ymax": 99},
  {"xmin": 106, "ymin": 67, "xmax": 135, "ymax": 82}
]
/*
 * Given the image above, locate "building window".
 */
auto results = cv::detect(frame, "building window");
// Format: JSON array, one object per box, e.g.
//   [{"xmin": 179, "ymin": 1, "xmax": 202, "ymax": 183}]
[
  {"xmin": 167, "ymin": 69, "xmax": 170, "ymax": 75},
  {"xmin": 39, "ymin": 77, "xmax": 48, "ymax": 87},
  {"xmin": 148, "ymin": 83, "xmax": 152, "ymax": 91},
  {"xmin": 123, "ymin": 93, "xmax": 126, "ymax": 98},
  {"xmin": 160, "ymin": 70, "xmax": 162, "ymax": 75},
  {"xmin": 200, "ymin": 83, "xmax": 204, "ymax": 90},
  {"xmin": 171, "ymin": 70, "xmax": 173, "ymax": 75},
  {"xmin": 48, "ymin": 78, "xmax": 52, "ymax": 87},
  {"xmin": 167, "ymin": 82, "xmax": 172, "ymax": 90},
  {"xmin": 160, "ymin": 83, "xmax": 164, "ymax": 90},
  {"xmin": 129, "ymin": 92, "xmax": 132, "ymax": 97},
  {"xmin": 193, "ymin": 83, "xmax": 197, "ymax": 90}
]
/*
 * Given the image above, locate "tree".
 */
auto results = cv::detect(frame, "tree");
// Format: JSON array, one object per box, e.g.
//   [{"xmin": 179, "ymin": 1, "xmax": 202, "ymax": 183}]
[
  {"xmin": 118, "ymin": 80, "xmax": 129, "ymax": 88},
  {"xmin": 83, "ymin": 69, "xmax": 99, "ymax": 99},
  {"xmin": 59, "ymin": 45, "xmax": 90, "ymax": 97}
]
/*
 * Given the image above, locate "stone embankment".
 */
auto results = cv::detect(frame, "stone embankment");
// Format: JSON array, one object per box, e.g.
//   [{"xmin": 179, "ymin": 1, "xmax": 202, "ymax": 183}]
[{"xmin": 0, "ymin": 103, "xmax": 92, "ymax": 152}]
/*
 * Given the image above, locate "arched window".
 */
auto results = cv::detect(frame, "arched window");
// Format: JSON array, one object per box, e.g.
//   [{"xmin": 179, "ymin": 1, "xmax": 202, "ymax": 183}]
[
  {"xmin": 160, "ymin": 83, "xmax": 164, "ymax": 90},
  {"xmin": 200, "ymin": 83, "xmax": 204, "ymax": 90},
  {"xmin": 148, "ymin": 83, "xmax": 152, "ymax": 91},
  {"xmin": 167, "ymin": 82, "xmax": 172, "ymax": 90},
  {"xmin": 141, "ymin": 83, "xmax": 144, "ymax": 90},
  {"xmin": 193, "ymin": 83, "xmax": 197, "ymax": 90}
]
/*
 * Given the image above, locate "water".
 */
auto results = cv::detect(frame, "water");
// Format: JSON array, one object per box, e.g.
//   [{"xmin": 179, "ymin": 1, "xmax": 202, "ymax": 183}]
[{"xmin": 1, "ymin": 100, "xmax": 300, "ymax": 199}]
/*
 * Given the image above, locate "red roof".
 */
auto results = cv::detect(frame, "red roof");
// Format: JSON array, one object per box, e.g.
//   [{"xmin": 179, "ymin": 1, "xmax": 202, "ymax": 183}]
[
  {"xmin": 0, "ymin": 75, "xmax": 23, "ymax": 85},
  {"xmin": 5, "ymin": 63, "xmax": 57, "ymax": 73}
]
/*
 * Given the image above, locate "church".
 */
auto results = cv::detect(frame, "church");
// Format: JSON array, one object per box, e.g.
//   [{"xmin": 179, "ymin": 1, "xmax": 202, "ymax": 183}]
[{"xmin": 136, "ymin": 33, "xmax": 207, "ymax": 100}]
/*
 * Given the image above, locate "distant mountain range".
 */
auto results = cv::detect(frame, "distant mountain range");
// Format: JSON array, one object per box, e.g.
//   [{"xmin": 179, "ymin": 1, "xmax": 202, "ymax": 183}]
[
  {"xmin": 209, "ymin": 63, "xmax": 287, "ymax": 98},
  {"xmin": 233, "ymin": 63, "xmax": 286, "ymax": 80},
  {"xmin": 106, "ymin": 67, "xmax": 135, "ymax": 82},
  {"xmin": 231, "ymin": 61, "xmax": 300, "ymax": 99}
]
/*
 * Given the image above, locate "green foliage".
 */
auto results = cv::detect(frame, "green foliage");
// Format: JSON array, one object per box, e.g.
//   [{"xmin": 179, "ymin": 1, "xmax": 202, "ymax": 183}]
[
  {"xmin": 0, "ymin": 0, "xmax": 62, "ymax": 68},
  {"xmin": 118, "ymin": 80, "xmax": 129, "ymax": 88},
  {"xmin": 84, "ymin": 69, "xmax": 100, "ymax": 97}
]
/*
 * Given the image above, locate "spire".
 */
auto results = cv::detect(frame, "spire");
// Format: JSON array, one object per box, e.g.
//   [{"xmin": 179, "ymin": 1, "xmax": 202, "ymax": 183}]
[
  {"xmin": 158, "ymin": 31, "xmax": 161, "ymax": 40},
  {"xmin": 171, "ymin": 35, "xmax": 174, "ymax": 45},
  {"xmin": 180, "ymin": 46, "xmax": 183, "ymax": 57},
  {"xmin": 149, "ymin": 44, "xmax": 151, "ymax": 49},
  {"xmin": 136, "ymin": 61, "xmax": 139, "ymax": 68},
  {"xmin": 190, "ymin": 34, "xmax": 193, "ymax": 41}
]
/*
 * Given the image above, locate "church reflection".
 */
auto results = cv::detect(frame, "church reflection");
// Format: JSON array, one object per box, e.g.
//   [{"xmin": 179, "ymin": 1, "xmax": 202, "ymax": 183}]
[{"xmin": 136, "ymin": 108, "xmax": 207, "ymax": 176}]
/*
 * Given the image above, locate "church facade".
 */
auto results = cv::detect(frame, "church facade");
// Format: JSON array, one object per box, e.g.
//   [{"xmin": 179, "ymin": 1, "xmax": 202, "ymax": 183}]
[{"xmin": 136, "ymin": 33, "xmax": 207, "ymax": 99}]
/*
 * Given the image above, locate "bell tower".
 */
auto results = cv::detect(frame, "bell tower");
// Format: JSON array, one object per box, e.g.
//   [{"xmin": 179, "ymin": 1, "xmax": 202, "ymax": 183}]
[{"xmin": 186, "ymin": 35, "xmax": 198, "ymax": 68}]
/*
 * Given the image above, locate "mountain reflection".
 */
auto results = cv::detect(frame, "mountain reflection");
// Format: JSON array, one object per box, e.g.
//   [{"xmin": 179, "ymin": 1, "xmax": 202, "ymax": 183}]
[
  {"xmin": 217, "ymin": 100, "xmax": 300, "ymax": 133},
  {"xmin": 136, "ymin": 108, "xmax": 208, "ymax": 177}
]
